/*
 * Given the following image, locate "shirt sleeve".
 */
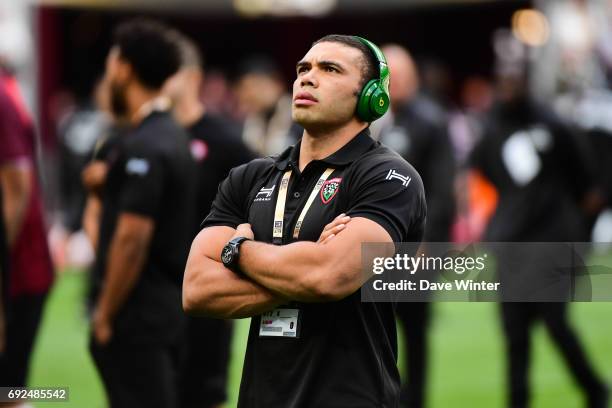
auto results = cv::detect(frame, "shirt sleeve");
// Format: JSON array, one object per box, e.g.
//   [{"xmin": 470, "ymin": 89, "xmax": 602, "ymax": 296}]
[
  {"xmin": 200, "ymin": 162, "xmax": 252, "ymax": 229},
  {"xmin": 346, "ymin": 157, "xmax": 427, "ymax": 243},
  {"xmin": 0, "ymin": 91, "xmax": 28, "ymax": 163},
  {"xmin": 117, "ymin": 142, "xmax": 166, "ymax": 218}
]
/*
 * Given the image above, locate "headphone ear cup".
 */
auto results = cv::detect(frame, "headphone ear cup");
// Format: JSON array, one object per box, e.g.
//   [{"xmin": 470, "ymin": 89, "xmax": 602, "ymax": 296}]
[
  {"xmin": 353, "ymin": 36, "xmax": 390, "ymax": 122},
  {"xmin": 369, "ymin": 85, "xmax": 390, "ymax": 120},
  {"xmin": 356, "ymin": 79, "xmax": 379, "ymax": 122}
]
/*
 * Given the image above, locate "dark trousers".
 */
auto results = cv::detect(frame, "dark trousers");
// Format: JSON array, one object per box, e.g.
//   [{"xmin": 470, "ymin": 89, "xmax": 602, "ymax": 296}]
[
  {"xmin": 501, "ymin": 302, "xmax": 607, "ymax": 408},
  {"xmin": 0, "ymin": 292, "xmax": 48, "ymax": 386},
  {"xmin": 395, "ymin": 302, "xmax": 431, "ymax": 408},
  {"xmin": 89, "ymin": 337, "xmax": 181, "ymax": 408},
  {"xmin": 179, "ymin": 316, "xmax": 233, "ymax": 408}
]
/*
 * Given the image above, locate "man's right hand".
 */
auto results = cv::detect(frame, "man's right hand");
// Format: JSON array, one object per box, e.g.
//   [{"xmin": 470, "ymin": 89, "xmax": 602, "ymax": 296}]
[
  {"xmin": 92, "ymin": 308, "xmax": 113, "ymax": 346},
  {"xmin": 230, "ymin": 223, "xmax": 255, "ymax": 242},
  {"xmin": 317, "ymin": 214, "xmax": 351, "ymax": 244}
]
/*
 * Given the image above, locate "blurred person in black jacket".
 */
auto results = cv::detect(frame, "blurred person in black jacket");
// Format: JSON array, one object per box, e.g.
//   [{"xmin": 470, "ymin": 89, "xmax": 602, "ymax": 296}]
[
  {"xmin": 87, "ymin": 19, "xmax": 196, "ymax": 408},
  {"xmin": 375, "ymin": 44, "xmax": 456, "ymax": 408},
  {"xmin": 163, "ymin": 34, "xmax": 255, "ymax": 408},
  {"xmin": 470, "ymin": 33, "xmax": 609, "ymax": 408}
]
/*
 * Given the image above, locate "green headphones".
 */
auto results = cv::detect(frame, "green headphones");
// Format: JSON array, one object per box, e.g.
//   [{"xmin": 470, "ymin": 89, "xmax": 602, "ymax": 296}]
[{"xmin": 354, "ymin": 36, "xmax": 390, "ymax": 122}]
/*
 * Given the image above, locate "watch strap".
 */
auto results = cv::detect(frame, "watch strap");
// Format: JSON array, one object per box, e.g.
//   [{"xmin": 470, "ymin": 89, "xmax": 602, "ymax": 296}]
[
  {"xmin": 230, "ymin": 236, "xmax": 250, "ymax": 247},
  {"xmin": 225, "ymin": 236, "xmax": 251, "ymax": 274}
]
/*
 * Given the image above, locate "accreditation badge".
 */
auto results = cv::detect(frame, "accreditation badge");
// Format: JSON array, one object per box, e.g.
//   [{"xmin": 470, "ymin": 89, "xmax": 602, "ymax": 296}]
[{"xmin": 259, "ymin": 308, "xmax": 300, "ymax": 338}]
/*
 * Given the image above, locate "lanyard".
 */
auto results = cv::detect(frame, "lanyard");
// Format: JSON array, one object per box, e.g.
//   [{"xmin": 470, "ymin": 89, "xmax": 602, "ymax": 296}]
[{"xmin": 273, "ymin": 167, "xmax": 335, "ymax": 244}]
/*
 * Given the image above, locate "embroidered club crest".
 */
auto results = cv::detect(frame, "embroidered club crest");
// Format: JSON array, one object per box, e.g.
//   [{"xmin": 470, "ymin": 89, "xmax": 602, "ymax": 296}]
[{"xmin": 321, "ymin": 178, "xmax": 342, "ymax": 204}]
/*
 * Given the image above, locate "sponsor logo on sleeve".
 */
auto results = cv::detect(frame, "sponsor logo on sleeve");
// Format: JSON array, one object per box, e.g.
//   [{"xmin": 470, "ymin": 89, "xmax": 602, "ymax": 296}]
[
  {"xmin": 125, "ymin": 158, "xmax": 150, "ymax": 176},
  {"xmin": 385, "ymin": 169, "xmax": 411, "ymax": 187},
  {"xmin": 190, "ymin": 139, "xmax": 209, "ymax": 162}
]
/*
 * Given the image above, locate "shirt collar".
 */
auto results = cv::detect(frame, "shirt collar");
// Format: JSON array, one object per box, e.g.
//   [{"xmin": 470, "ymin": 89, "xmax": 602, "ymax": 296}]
[
  {"xmin": 133, "ymin": 96, "xmax": 172, "ymax": 125},
  {"xmin": 275, "ymin": 127, "xmax": 375, "ymax": 171}
]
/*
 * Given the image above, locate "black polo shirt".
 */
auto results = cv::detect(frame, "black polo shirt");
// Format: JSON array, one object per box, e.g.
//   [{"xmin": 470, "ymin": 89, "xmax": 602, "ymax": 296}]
[
  {"xmin": 470, "ymin": 99, "xmax": 593, "ymax": 241},
  {"xmin": 202, "ymin": 128, "xmax": 426, "ymax": 408},
  {"xmin": 91, "ymin": 110, "xmax": 196, "ymax": 345},
  {"xmin": 187, "ymin": 113, "xmax": 255, "ymax": 237}
]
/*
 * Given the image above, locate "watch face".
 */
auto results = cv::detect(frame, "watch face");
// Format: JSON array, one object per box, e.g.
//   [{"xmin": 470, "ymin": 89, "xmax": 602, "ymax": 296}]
[{"xmin": 221, "ymin": 245, "xmax": 233, "ymax": 265}]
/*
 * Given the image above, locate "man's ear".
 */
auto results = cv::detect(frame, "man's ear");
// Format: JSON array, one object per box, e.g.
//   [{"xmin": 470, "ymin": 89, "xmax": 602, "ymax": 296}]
[
  {"xmin": 115, "ymin": 58, "xmax": 133, "ymax": 84},
  {"xmin": 191, "ymin": 69, "xmax": 203, "ymax": 88}
]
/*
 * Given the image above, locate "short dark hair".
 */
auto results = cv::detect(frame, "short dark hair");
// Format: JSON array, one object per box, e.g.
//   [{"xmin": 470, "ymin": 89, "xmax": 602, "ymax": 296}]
[
  {"xmin": 312, "ymin": 34, "xmax": 378, "ymax": 89},
  {"xmin": 112, "ymin": 18, "xmax": 181, "ymax": 89}
]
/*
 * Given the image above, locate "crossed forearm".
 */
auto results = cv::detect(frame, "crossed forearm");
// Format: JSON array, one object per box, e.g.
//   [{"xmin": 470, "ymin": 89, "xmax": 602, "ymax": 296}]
[
  {"xmin": 183, "ymin": 255, "xmax": 286, "ymax": 318},
  {"xmin": 184, "ymin": 219, "xmax": 353, "ymax": 318},
  {"xmin": 239, "ymin": 240, "xmax": 337, "ymax": 302}
]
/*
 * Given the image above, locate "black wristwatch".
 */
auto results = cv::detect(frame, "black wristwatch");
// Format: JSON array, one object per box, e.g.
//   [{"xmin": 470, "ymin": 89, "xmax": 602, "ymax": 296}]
[{"xmin": 221, "ymin": 237, "xmax": 250, "ymax": 273}]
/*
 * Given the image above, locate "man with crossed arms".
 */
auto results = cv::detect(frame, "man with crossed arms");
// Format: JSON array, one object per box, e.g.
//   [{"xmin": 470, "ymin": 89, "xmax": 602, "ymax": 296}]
[{"xmin": 184, "ymin": 34, "xmax": 426, "ymax": 408}]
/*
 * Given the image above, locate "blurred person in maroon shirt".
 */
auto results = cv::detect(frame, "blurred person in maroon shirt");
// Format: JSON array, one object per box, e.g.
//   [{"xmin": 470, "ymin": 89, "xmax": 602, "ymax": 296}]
[
  {"xmin": 0, "ymin": 63, "xmax": 54, "ymax": 390},
  {"xmin": 0, "ymin": 187, "xmax": 7, "ymax": 354}
]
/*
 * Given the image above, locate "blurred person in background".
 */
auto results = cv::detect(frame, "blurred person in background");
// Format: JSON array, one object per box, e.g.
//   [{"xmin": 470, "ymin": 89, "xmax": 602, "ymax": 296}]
[
  {"xmin": 80, "ymin": 75, "xmax": 127, "ymax": 253},
  {"xmin": 419, "ymin": 58, "xmax": 454, "ymax": 113},
  {"xmin": 55, "ymin": 78, "xmax": 112, "ymax": 268},
  {"xmin": 373, "ymin": 43, "xmax": 455, "ymax": 408},
  {"xmin": 234, "ymin": 56, "xmax": 300, "ymax": 156},
  {"xmin": 88, "ymin": 19, "xmax": 195, "ymax": 408},
  {"xmin": 162, "ymin": 34, "xmax": 255, "ymax": 408},
  {"xmin": 377, "ymin": 44, "xmax": 455, "ymax": 244},
  {"xmin": 201, "ymin": 69, "xmax": 240, "ymax": 119},
  {"xmin": 579, "ymin": 122, "xmax": 612, "ymax": 243},
  {"xmin": 450, "ymin": 76, "xmax": 493, "ymax": 166},
  {"xmin": 0, "ymin": 187, "xmax": 6, "ymax": 354},
  {"xmin": 80, "ymin": 75, "xmax": 128, "ymax": 354},
  {"xmin": 0, "ymin": 60, "xmax": 54, "ymax": 397},
  {"xmin": 535, "ymin": 0, "xmax": 612, "ymax": 243},
  {"xmin": 449, "ymin": 76, "xmax": 495, "ymax": 243},
  {"xmin": 534, "ymin": 0, "xmax": 611, "ymax": 102},
  {"xmin": 470, "ymin": 31, "xmax": 609, "ymax": 408}
]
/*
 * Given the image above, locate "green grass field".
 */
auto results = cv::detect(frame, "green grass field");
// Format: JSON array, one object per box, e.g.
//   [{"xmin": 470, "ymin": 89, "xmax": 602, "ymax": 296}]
[{"xmin": 28, "ymin": 271, "xmax": 612, "ymax": 408}]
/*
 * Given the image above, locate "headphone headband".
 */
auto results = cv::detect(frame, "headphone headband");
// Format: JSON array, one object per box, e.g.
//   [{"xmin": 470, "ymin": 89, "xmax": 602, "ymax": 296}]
[
  {"xmin": 354, "ymin": 36, "xmax": 390, "ymax": 95},
  {"xmin": 353, "ymin": 36, "xmax": 390, "ymax": 122}
]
